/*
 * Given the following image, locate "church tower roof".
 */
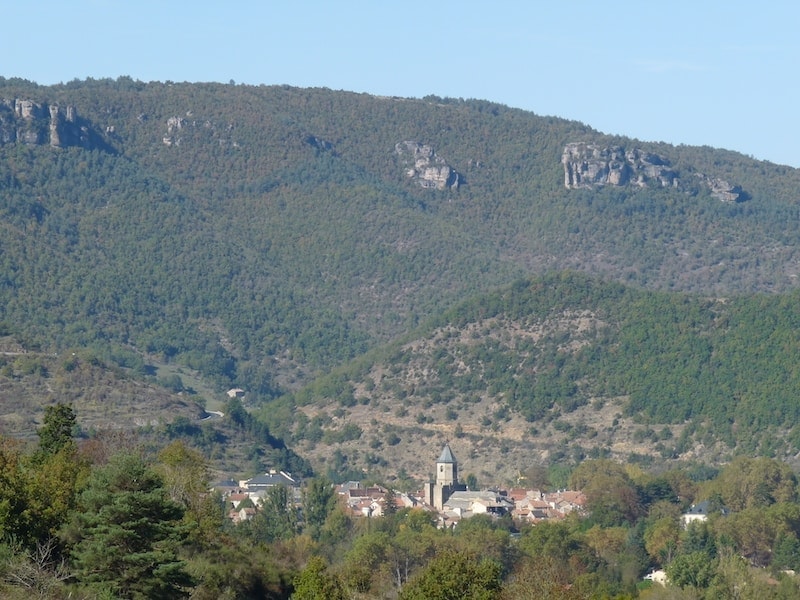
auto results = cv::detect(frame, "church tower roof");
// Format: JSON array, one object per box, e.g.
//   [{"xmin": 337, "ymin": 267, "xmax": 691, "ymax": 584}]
[{"xmin": 437, "ymin": 443, "xmax": 457, "ymax": 464}]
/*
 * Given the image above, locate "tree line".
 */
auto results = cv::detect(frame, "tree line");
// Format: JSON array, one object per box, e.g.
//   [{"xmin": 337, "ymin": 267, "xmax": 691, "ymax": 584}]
[{"xmin": 5, "ymin": 403, "xmax": 800, "ymax": 599}]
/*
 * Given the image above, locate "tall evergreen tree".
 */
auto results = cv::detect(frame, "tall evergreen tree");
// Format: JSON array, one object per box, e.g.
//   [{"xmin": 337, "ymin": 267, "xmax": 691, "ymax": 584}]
[
  {"xmin": 36, "ymin": 403, "xmax": 76, "ymax": 457},
  {"xmin": 67, "ymin": 453, "xmax": 192, "ymax": 599},
  {"xmin": 302, "ymin": 476, "xmax": 336, "ymax": 541},
  {"xmin": 0, "ymin": 439, "xmax": 27, "ymax": 542},
  {"xmin": 257, "ymin": 484, "xmax": 297, "ymax": 542},
  {"xmin": 383, "ymin": 486, "xmax": 398, "ymax": 517}
]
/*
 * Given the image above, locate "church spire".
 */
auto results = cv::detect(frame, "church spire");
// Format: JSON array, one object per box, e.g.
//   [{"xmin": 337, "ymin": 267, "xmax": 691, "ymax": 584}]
[
  {"xmin": 437, "ymin": 442, "xmax": 456, "ymax": 464},
  {"xmin": 436, "ymin": 442, "xmax": 458, "ymax": 488}
]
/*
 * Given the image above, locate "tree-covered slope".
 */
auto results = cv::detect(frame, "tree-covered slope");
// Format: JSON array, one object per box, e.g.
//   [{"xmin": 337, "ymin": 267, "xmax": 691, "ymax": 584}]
[
  {"xmin": 266, "ymin": 273, "xmax": 800, "ymax": 484},
  {"xmin": 2, "ymin": 77, "xmax": 800, "ymax": 408}
]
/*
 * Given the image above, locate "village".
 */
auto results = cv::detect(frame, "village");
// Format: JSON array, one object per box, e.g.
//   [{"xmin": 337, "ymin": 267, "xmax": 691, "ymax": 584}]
[
  {"xmin": 212, "ymin": 443, "xmax": 587, "ymax": 529},
  {"xmin": 211, "ymin": 443, "xmax": 736, "ymax": 588}
]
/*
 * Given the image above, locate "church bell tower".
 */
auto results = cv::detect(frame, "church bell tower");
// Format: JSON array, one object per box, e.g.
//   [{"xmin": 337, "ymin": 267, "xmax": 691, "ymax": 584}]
[
  {"xmin": 436, "ymin": 442, "xmax": 458, "ymax": 487},
  {"xmin": 425, "ymin": 442, "xmax": 463, "ymax": 510}
]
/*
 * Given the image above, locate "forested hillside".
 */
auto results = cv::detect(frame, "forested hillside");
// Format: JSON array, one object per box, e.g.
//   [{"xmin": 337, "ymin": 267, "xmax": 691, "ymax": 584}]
[
  {"xmin": 257, "ymin": 272, "xmax": 800, "ymax": 485},
  {"xmin": 7, "ymin": 77, "xmax": 800, "ymax": 600},
  {"xmin": 2, "ymin": 77, "xmax": 800, "ymax": 403}
]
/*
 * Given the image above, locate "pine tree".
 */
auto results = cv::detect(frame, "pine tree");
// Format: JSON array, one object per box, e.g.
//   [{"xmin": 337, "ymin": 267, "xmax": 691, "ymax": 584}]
[
  {"xmin": 36, "ymin": 403, "xmax": 76, "ymax": 458},
  {"xmin": 255, "ymin": 484, "xmax": 296, "ymax": 542},
  {"xmin": 67, "ymin": 453, "xmax": 193, "ymax": 599},
  {"xmin": 383, "ymin": 486, "xmax": 398, "ymax": 517}
]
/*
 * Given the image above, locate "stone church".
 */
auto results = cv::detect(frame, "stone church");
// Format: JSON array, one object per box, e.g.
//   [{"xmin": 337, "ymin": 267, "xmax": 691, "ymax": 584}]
[{"xmin": 424, "ymin": 443, "xmax": 467, "ymax": 510}]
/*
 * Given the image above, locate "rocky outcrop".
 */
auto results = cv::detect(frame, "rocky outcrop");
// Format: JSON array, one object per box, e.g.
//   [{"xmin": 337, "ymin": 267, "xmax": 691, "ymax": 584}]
[
  {"xmin": 562, "ymin": 142, "xmax": 678, "ymax": 190},
  {"xmin": 0, "ymin": 98, "xmax": 99, "ymax": 149},
  {"xmin": 162, "ymin": 116, "xmax": 185, "ymax": 146},
  {"xmin": 562, "ymin": 142, "xmax": 745, "ymax": 202},
  {"xmin": 695, "ymin": 174, "xmax": 744, "ymax": 202},
  {"xmin": 162, "ymin": 113, "xmax": 240, "ymax": 149},
  {"xmin": 304, "ymin": 134, "xmax": 333, "ymax": 151},
  {"xmin": 395, "ymin": 141, "xmax": 461, "ymax": 190}
]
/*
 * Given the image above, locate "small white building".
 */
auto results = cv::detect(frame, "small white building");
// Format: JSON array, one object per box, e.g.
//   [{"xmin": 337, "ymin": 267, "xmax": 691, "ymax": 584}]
[
  {"xmin": 682, "ymin": 500, "xmax": 727, "ymax": 527},
  {"xmin": 645, "ymin": 569, "xmax": 667, "ymax": 585}
]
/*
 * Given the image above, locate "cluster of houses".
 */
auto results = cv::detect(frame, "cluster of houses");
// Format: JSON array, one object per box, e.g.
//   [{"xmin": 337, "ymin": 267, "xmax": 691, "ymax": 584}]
[
  {"xmin": 212, "ymin": 443, "xmax": 586, "ymax": 528},
  {"xmin": 211, "ymin": 469, "xmax": 301, "ymax": 523},
  {"xmin": 211, "ymin": 444, "xmax": 738, "ymax": 589},
  {"xmin": 336, "ymin": 481, "xmax": 586, "ymax": 527},
  {"xmin": 336, "ymin": 443, "xmax": 586, "ymax": 527}
]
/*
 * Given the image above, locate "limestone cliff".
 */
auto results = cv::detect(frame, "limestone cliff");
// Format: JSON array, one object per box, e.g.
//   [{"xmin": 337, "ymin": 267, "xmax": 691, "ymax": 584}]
[
  {"xmin": 395, "ymin": 141, "xmax": 461, "ymax": 190},
  {"xmin": 0, "ymin": 98, "xmax": 100, "ymax": 149},
  {"xmin": 562, "ymin": 142, "xmax": 679, "ymax": 190},
  {"xmin": 562, "ymin": 142, "xmax": 744, "ymax": 202}
]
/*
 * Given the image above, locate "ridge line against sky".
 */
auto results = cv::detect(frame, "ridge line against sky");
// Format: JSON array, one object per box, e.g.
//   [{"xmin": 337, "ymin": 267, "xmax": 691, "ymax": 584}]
[{"xmin": 5, "ymin": 1, "xmax": 799, "ymax": 167}]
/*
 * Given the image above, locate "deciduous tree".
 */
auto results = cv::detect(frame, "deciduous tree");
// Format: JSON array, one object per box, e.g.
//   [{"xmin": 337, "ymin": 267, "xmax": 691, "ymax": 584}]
[
  {"xmin": 292, "ymin": 555, "xmax": 346, "ymax": 600},
  {"xmin": 399, "ymin": 549, "xmax": 501, "ymax": 600}
]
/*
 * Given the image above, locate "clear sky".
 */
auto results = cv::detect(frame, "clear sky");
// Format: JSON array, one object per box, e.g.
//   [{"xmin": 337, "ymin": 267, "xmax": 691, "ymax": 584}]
[{"xmin": 6, "ymin": 1, "xmax": 799, "ymax": 167}]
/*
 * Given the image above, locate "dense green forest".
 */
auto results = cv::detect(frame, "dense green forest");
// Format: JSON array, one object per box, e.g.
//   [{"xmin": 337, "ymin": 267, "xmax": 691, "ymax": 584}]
[
  {"xmin": 2, "ymin": 77, "xmax": 800, "ymax": 483},
  {"xmin": 2, "ymin": 77, "xmax": 800, "ymax": 405}
]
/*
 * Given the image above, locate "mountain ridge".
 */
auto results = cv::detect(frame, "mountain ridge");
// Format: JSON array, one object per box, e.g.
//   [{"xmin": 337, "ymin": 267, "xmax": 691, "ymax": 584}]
[{"xmin": 1, "ymin": 78, "xmax": 800, "ymax": 478}]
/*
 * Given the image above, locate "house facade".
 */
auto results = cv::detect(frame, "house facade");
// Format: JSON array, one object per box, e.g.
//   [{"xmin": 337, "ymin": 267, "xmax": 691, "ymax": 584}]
[{"xmin": 211, "ymin": 469, "xmax": 301, "ymax": 522}]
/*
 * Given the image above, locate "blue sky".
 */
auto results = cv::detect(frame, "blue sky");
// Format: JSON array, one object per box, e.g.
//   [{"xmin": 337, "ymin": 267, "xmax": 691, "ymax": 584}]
[{"xmin": 6, "ymin": 2, "xmax": 800, "ymax": 167}]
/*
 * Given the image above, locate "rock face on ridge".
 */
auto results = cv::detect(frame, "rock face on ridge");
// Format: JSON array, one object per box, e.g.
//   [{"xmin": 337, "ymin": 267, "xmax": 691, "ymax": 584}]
[
  {"xmin": 562, "ymin": 142, "xmax": 744, "ymax": 202},
  {"xmin": 395, "ymin": 141, "xmax": 462, "ymax": 190},
  {"xmin": 161, "ymin": 113, "xmax": 241, "ymax": 149},
  {"xmin": 695, "ymin": 174, "xmax": 745, "ymax": 203},
  {"xmin": 0, "ymin": 98, "xmax": 101, "ymax": 149},
  {"xmin": 562, "ymin": 142, "xmax": 678, "ymax": 190}
]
